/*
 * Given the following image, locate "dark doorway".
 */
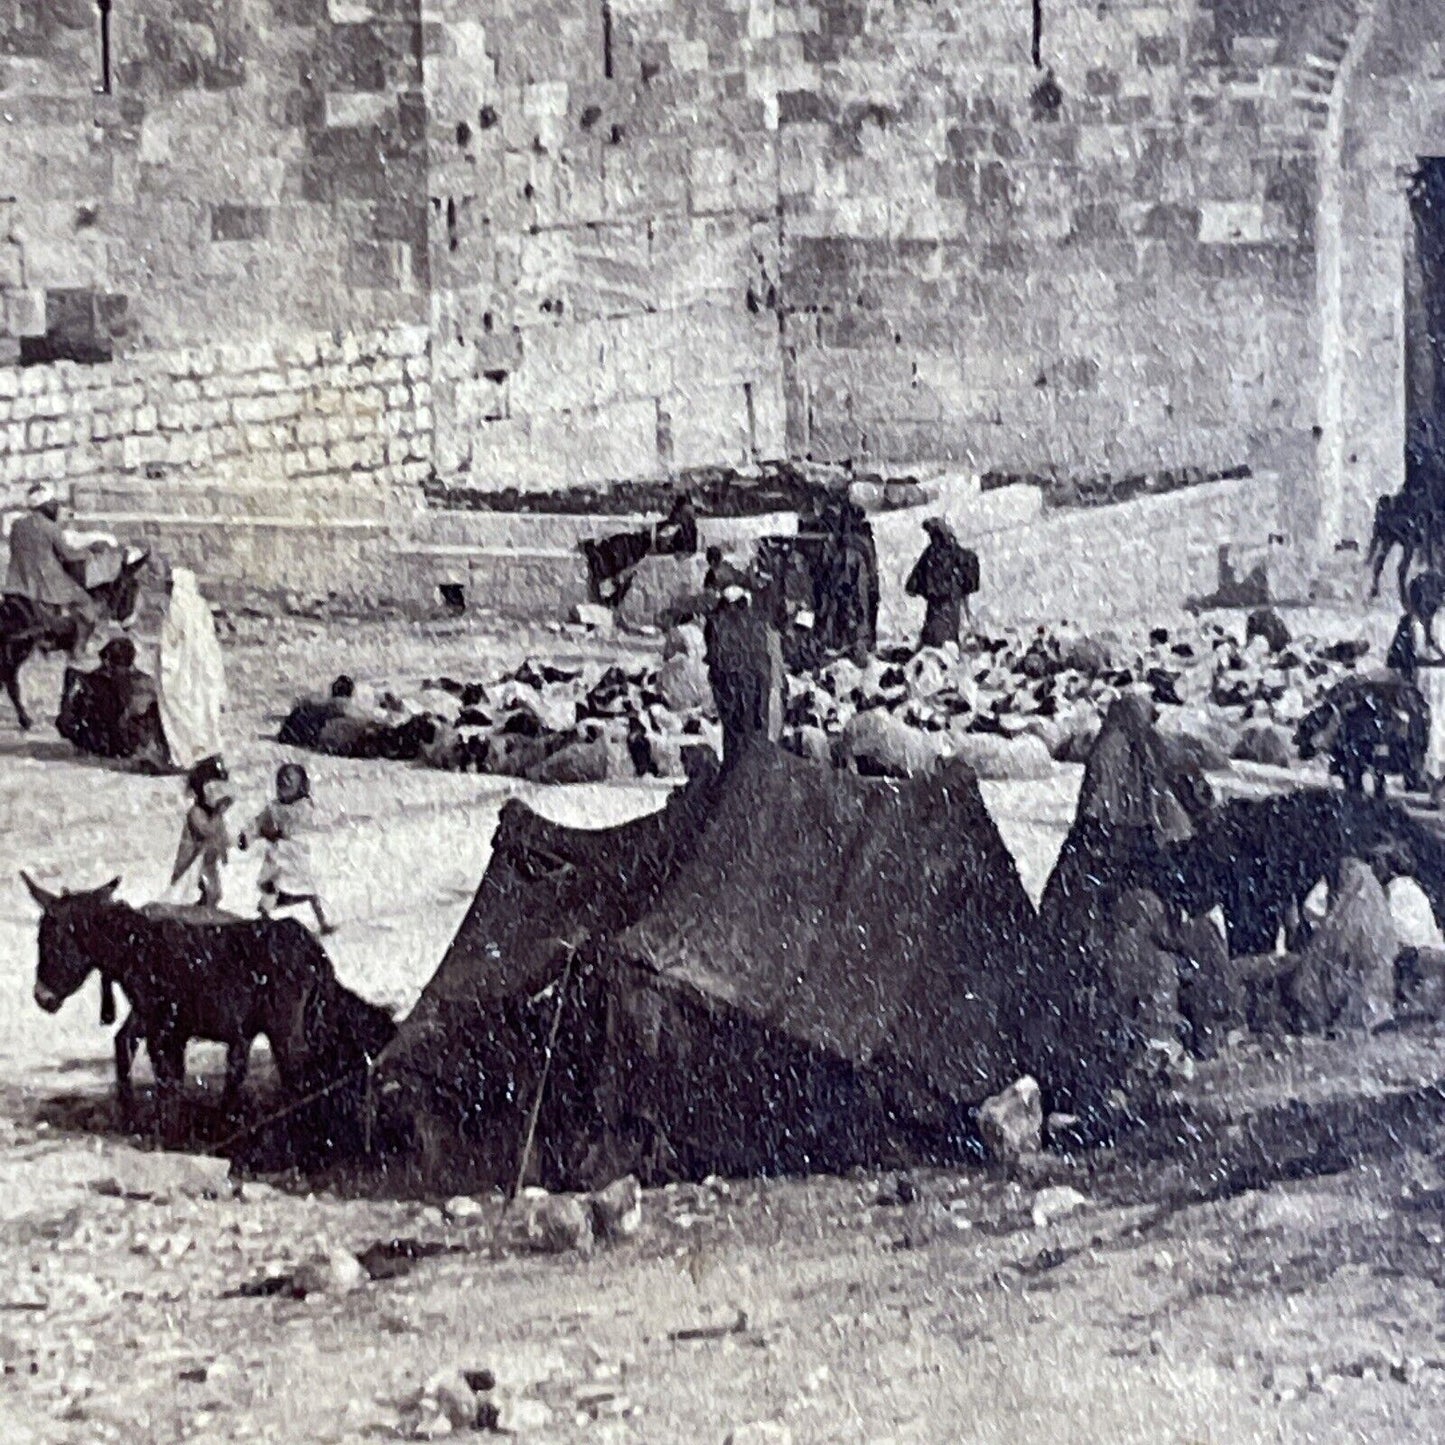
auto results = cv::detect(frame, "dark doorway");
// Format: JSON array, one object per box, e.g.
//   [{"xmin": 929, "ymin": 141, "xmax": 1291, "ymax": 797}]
[{"xmin": 1406, "ymin": 158, "xmax": 1445, "ymax": 474}]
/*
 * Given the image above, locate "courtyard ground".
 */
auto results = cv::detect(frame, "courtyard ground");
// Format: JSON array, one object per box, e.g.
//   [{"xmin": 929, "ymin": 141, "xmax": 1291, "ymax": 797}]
[{"xmin": 3, "ymin": 609, "xmax": 1445, "ymax": 1444}]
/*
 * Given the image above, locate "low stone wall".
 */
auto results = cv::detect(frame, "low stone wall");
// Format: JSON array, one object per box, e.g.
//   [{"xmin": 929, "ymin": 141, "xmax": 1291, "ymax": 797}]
[
  {"xmin": 876, "ymin": 474, "xmax": 1287, "ymax": 641},
  {"xmin": 0, "ymin": 324, "xmax": 431, "ymax": 508}
]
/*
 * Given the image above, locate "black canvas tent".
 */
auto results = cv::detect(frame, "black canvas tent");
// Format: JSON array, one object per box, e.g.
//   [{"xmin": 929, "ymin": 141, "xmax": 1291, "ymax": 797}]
[{"xmin": 373, "ymin": 741, "xmax": 1038, "ymax": 1189}]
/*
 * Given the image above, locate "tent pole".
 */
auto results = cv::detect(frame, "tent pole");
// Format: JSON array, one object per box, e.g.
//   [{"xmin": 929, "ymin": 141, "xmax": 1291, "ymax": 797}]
[{"xmin": 506, "ymin": 946, "xmax": 577, "ymax": 1209}]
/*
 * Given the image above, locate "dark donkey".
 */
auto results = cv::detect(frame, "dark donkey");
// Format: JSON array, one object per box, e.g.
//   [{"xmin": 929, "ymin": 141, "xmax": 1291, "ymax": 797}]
[
  {"xmin": 0, "ymin": 545, "xmax": 150, "ymax": 730},
  {"xmin": 24, "ymin": 875, "xmax": 392, "ymax": 1139}
]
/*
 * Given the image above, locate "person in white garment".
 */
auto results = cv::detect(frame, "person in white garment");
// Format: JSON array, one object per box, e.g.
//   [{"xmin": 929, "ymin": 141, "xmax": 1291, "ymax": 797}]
[{"xmin": 156, "ymin": 565, "xmax": 227, "ymax": 770}]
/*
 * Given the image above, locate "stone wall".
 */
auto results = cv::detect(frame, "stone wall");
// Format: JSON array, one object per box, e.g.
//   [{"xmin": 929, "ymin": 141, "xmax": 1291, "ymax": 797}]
[
  {"xmin": 0, "ymin": 323, "xmax": 430, "ymax": 512},
  {"xmin": 0, "ymin": 0, "xmax": 428, "ymax": 360},
  {"xmin": 2, "ymin": 0, "xmax": 1434, "ymax": 598},
  {"xmin": 422, "ymin": 0, "xmax": 787, "ymax": 490},
  {"xmin": 775, "ymin": 0, "xmax": 1326, "ymax": 500}
]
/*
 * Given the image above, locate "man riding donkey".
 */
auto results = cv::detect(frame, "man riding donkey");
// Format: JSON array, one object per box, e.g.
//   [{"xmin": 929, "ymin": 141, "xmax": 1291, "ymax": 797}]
[
  {"xmin": 1, "ymin": 484, "xmax": 149, "ymax": 731},
  {"xmin": 3, "ymin": 483, "xmax": 114, "ymax": 659}
]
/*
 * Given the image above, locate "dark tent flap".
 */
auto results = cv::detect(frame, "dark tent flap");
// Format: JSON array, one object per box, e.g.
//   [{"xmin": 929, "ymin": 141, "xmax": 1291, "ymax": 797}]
[
  {"xmin": 379, "ymin": 752, "xmax": 722, "ymax": 1083},
  {"xmin": 607, "ymin": 746, "xmax": 1036, "ymax": 1117}
]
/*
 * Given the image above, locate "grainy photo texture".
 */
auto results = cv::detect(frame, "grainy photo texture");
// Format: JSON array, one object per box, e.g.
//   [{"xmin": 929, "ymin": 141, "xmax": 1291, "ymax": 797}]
[{"xmin": 4, "ymin": 0, "xmax": 1445, "ymax": 1440}]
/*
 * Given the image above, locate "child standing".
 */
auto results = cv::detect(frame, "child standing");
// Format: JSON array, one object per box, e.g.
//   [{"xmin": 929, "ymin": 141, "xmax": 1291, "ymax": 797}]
[
  {"xmin": 170, "ymin": 754, "xmax": 232, "ymax": 908},
  {"xmin": 238, "ymin": 763, "xmax": 336, "ymax": 935}
]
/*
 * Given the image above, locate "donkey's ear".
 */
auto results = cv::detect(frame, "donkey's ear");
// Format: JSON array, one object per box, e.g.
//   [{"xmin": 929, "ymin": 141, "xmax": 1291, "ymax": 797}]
[
  {"xmin": 20, "ymin": 872, "xmax": 58, "ymax": 910},
  {"xmin": 98, "ymin": 878, "xmax": 121, "ymax": 899}
]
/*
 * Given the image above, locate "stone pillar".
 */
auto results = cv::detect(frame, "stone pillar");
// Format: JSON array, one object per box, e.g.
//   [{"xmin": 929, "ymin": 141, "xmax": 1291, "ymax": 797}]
[{"xmin": 1315, "ymin": 0, "xmax": 1383, "ymax": 560}]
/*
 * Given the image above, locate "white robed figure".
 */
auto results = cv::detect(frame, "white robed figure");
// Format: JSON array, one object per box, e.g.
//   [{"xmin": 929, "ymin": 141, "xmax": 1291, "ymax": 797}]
[{"xmin": 157, "ymin": 567, "xmax": 227, "ymax": 769}]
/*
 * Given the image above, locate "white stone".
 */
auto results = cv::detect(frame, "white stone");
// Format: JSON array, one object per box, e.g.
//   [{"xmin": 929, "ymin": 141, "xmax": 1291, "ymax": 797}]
[
  {"xmin": 589, "ymin": 1176, "xmax": 643, "ymax": 1241},
  {"xmin": 292, "ymin": 1247, "xmax": 365, "ymax": 1296},
  {"xmin": 1389, "ymin": 878, "xmax": 1443, "ymax": 949},
  {"xmin": 1031, "ymin": 1186, "xmax": 1091, "ymax": 1229},
  {"xmin": 443, "ymin": 1195, "xmax": 485, "ymax": 1223}
]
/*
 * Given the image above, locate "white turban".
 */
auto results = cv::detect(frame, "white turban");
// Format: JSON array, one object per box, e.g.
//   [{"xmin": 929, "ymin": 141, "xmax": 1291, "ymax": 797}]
[{"xmin": 26, "ymin": 483, "xmax": 56, "ymax": 508}]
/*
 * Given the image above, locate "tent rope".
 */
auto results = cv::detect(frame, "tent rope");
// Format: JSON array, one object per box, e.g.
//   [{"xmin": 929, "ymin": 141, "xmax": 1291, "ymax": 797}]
[
  {"xmin": 207, "ymin": 1060, "xmax": 371, "ymax": 1158},
  {"xmin": 504, "ymin": 945, "xmax": 577, "ymax": 1211}
]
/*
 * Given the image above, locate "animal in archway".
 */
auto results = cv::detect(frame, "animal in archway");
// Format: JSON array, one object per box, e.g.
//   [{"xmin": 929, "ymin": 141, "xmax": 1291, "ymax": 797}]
[
  {"xmin": 1366, "ymin": 490, "xmax": 1436, "ymax": 603},
  {"xmin": 0, "ymin": 547, "xmax": 150, "ymax": 729}
]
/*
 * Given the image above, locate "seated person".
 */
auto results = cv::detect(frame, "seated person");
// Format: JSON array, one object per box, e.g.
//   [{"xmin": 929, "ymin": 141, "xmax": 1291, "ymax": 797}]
[
  {"xmin": 278, "ymin": 674, "xmax": 368, "ymax": 749},
  {"xmin": 56, "ymin": 637, "xmax": 169, "ymax": 766}
]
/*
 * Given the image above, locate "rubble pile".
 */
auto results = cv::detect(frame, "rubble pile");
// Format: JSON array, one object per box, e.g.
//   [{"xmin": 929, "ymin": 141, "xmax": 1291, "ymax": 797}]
[{"xmin": 276, "ymin": 608, "xmax": 1380, "ymax": 784}]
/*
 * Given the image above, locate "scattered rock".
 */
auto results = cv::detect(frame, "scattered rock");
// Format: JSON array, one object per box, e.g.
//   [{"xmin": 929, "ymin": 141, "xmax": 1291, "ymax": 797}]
[
  {"xmin": 571, "ymin": 602, "xmax": 614, "ymax": 634},
  {"xmin": 1397, "ymin": 946, "xmax": 1445, "ymax": 1022},
  {"xmin": 106, "ymin": 1151, "xmax": 235, "ymax": 1202},
  {"xmin": 977, "ymin": 1076, "xmax": 1043, "ymax": 1166},
  {"xmin": 531, "ymin": 1195, "xmax": 595, "ymax": 1255},
  {"xmin": 492, "ymin": 1395, "xmax": 555, "ymax": 1433},
  {"xmin": 1388, "ymin": 878, "xmax": 1444, "ymax": 950},
  {"xmin": 1233, "ymin": 721, "xmax": 1294, "ymax": 768},
  {"xmin": 1031, "ymin": 1185, "xmax": 1091, "ymax": 1229},
  {"xmin": 873, "ymin": 1173, "xmax": 918, "ymax": 1208},
  {"xmin": 429, "ymin": 1370, "xmax": 482, "ymax": 1430},
  {"xmin": 836, "ymin": 708, "xmax": 942, "ymax": 778},
  {"xmin": 788, "ymin": 725, "xmax": 832, "ymax": 766},
  {"xmin": 725, "ymin": 1424, "xmax": 794, "ymax": 1445},
  {"xmin": 443, "ymin": 1195, "xmax": 485, "ymax": 1224},
  {"xmin": 1246, "ymin": 607, "xmax": 1291, "ymax": 653},
  {"xmin": 525, "ymin": 735, "xmax": 611, "ymax": 785},
  {"xmin": 590, "ymin": 1176, "xmax": 643, "ymax": 1241},
  {"xmin": 291, "ymin": 1248, "xmax": 365, "ymax": 1298},
  {"xmin": 952, "ymin": 730, "xmax": 1054, "ymax": 780}
]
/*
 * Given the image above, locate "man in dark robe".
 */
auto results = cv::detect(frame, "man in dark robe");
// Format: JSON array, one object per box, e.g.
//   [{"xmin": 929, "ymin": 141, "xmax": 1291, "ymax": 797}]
[
  {"xmin": 703, "ymin": 565, "xmax": 783, "ymax": 767},
  {"xmin": 806, "ymin": 496, "xmax": 879, "ymax": 663},
  {"xmin": 906, "ymin": 518, "xmax": 980, "ymax": 649},
  {"xmin": 3, "ymin": 483, "xmax": 108, "ymax": 659}
]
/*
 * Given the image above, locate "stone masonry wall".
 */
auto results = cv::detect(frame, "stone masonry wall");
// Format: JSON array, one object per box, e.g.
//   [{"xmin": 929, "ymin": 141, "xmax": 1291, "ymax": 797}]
[
  {"xmin": 1, "ymin": 0, "xmax": 1424, "ymax": 589},
  {"xmin": 0, "ymin": 0, "xmax": 428, "ymax": 361},
  {"xmin": 775, "ymin": 0, "xmax": 1327, "ymax": 491},
  {"xmin": 423, "ymin": 0, "xmax": 787, "ymax": 489},
  {"xmin": 0, "ymin": 324, "xmax": 431, "ymax": 513}
]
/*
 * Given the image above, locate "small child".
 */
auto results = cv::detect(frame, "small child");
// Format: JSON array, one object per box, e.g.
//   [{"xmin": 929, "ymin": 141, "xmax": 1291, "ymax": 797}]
[
  {"xmin": 170, "ymin": 755, "xmax": 232, "ymax": 908},
  {"xmin": 238, "ymin": 762, "xmax": 335, "ymax": 935}
]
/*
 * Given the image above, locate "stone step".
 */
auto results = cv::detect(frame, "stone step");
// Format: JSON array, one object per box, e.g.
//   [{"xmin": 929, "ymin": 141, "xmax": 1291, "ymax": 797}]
[
  {"xmin": 395, "ymin": 544, "xmax": 593, "ymax": 618},
  {"xmin": 409, "ymin": 507, "xmax": 798, "ymax": 551}
]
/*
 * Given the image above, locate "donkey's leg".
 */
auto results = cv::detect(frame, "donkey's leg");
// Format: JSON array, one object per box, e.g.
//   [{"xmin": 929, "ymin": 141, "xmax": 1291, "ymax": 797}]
[
  {"xmin": 0, "ymin": 648, "xmax": 31, "ymax": 731},
  {"xmin": 220, "ymin": 1039, "xmax": 251, "ymax": 1117},
  {"xmin": 114, "ymin": 1011, "xmax": 144, "ymax": 1124},
  {"xmin": 149, "ymin": 1033, "xmax": 188, "ymax": 1147}
]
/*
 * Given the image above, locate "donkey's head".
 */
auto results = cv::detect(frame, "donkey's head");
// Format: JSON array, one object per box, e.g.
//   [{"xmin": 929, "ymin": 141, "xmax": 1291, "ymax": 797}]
[{"xmin": 22, "ymin": 873, "xmax": 122, "ymax": 1015}]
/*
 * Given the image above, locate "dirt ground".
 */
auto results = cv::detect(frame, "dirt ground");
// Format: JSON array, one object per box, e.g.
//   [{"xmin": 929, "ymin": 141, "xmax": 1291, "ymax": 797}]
[{"xmin": 4, "ymin": 612, "xmax": 1445, "ymax": 1444}]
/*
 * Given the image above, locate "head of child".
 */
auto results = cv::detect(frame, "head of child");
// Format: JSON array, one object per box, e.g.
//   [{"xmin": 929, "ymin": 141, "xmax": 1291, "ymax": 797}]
[
  {"xmin": 1409, "ymin": 572, "xmax": 1441, "ymax": 629},
  {"xmin": 275, "ymin": 763, "xmax": 310, "ymax": 806},
  {"xmin": 186, "ymin": 755, "xmax": 230, "ymax": 810}
]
